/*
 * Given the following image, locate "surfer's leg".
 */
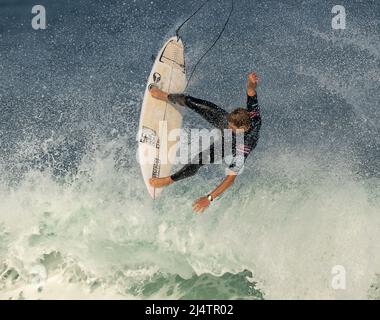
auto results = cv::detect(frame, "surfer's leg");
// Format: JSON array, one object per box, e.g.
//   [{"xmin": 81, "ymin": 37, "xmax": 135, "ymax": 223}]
[
  {"xmin": 149, "ymin": 89, "xmax": 227, "ymax": 129},
  {"xmin": 170, "ymin": 163, "xmax": 203, "ymax": 182},
  {"xmin": 168, "ymin": 94, "xmax": 228, "ymax": 129},
  {"xmin": 149, "ymin": 163, "xmax": 202, "ymax": 187},
  {"xmin": 149, "ymin": 85, "xmax": 169, "ymax": 102},
  {"xmin": 170, "ymin": 142, "xmax": 218, "ymax": 182},
  {"xmin": 150, "ymin": 142, "xmax": 217, "ymax": 185},
  {"xmin": 149, "ymin": 164, "xmax": 202, "ymax": 186},
  {"xmin": 149, "ymin": 176, "xmax": 174, "ymax": 188}
]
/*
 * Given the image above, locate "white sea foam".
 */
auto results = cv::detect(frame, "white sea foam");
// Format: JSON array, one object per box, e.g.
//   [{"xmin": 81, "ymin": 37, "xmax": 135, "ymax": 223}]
[{"xmin": 0, "ymin": 139, "xmax": 378, "ymax": 299}]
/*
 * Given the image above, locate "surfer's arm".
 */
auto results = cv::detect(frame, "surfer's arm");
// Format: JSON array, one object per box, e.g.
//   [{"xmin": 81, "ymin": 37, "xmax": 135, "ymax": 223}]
[
  {"xmin": 247, "ymin": 72, "xmax": 262, "ymax": 114},
  {"xmin": 209, "ymin": 174, "xmax": 237, "ymax": 200},
  {"xmin": 192, "ymin": 174, "xmax": 236, "ymax": 213}
]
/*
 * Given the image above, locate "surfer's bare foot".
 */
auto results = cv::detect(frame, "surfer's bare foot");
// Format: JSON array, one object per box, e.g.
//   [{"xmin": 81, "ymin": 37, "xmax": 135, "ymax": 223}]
[
  {"xmin": 149, "ymin": 86, "xmax": 169, "ymax": 102},
  {"xmin": 149, "ymin": 176, "xmax": 174, "ymax": 188}
]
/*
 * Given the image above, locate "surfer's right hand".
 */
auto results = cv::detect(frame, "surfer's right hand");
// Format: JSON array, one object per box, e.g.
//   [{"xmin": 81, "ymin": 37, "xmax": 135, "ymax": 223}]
[
  {"xmin": 248, "ymin": 72, "xmax": 259, "ymax": 85},
  {"xmin": 247, "ymin": 72, "xmax": 259, "ymax": 96}
]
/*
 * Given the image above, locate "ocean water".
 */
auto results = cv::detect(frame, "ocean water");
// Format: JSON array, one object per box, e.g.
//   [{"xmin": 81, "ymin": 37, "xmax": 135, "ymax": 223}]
[{"xmin": 0, "ymin": 0, "xmax": 379, "ymax": 299}]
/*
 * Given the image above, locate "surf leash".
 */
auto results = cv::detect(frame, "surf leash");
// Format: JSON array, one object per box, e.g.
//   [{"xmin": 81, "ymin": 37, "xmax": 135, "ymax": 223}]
[
  {"xmin": 175, "ymin": 0, "xmax": 212, "ymax": 39},
  {"xmin": 175, "ymin": 0, "xmax": 235, "ymax": 90}
]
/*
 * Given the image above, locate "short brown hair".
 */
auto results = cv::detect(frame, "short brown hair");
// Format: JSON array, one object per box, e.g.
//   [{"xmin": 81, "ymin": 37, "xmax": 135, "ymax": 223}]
[{"xmin": 227, "ymin": 108, "xmax": 251, "ymax": 129}]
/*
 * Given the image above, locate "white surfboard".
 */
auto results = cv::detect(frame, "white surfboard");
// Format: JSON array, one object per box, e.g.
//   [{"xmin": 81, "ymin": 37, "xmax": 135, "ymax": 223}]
[{"xmin": 137, "ymin": 37, "xmax": 187, "ymax": 199}]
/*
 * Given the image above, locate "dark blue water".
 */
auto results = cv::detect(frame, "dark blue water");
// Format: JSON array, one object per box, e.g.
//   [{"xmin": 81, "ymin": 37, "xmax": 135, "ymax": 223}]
[{"xmin": 0, "ymin": 0, "xmax": 379, "ymax": 299}]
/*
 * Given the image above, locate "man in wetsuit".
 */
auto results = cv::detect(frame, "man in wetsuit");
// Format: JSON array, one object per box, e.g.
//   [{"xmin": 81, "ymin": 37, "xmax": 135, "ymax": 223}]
[{"xmin": 149, "ymin": 72, "xmax": 262, "ymax": 213}]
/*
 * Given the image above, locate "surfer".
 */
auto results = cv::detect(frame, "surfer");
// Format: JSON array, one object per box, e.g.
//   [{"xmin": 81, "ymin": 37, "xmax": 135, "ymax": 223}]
[{"xmin": 148, "ymin": 72, "xmax": 261, "ymax": 213}]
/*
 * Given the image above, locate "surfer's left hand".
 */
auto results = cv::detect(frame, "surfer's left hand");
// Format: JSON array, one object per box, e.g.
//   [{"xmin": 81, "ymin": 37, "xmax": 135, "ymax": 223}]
[{"xmin": 192, "ymin": 196, "xmax": 211, "ymax": 213}]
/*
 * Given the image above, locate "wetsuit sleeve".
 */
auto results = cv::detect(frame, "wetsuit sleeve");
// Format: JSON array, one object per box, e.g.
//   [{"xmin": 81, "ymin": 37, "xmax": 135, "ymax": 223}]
[
  {"xmin": 246, "ymin": 93, "xmax": 261, "ymax": 132},
  {"xmin": 247, "ymin": 94, "xmax": 259, "ymax": 112},
  {"xmin": 168, "ymin": 94, "xmax": 228, "ymax": 130}
]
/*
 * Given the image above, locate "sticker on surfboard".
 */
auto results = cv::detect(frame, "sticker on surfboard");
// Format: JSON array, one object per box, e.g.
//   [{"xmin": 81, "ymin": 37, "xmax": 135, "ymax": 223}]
[{"xmin": 139, "ymin": 126, "xmax": 158, "ymax": 148}]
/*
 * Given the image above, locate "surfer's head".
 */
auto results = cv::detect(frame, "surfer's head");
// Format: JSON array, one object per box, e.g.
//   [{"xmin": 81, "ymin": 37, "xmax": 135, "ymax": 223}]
[{"xmin": 227, "ymin": 108, "xmax": 251, "ymax": 132}]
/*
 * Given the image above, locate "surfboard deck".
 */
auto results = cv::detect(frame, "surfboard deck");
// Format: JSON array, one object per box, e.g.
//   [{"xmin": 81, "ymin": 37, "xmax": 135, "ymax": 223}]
[{"xmin": 137, "ymin": 37, "xmax": 187, "ymax": 199}]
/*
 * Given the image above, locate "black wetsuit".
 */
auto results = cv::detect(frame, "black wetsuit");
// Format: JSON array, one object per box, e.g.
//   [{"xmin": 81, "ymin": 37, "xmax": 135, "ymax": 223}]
[{"xmin": 168, "ymin": 93, "xmax": 262, "ymax": 181}]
